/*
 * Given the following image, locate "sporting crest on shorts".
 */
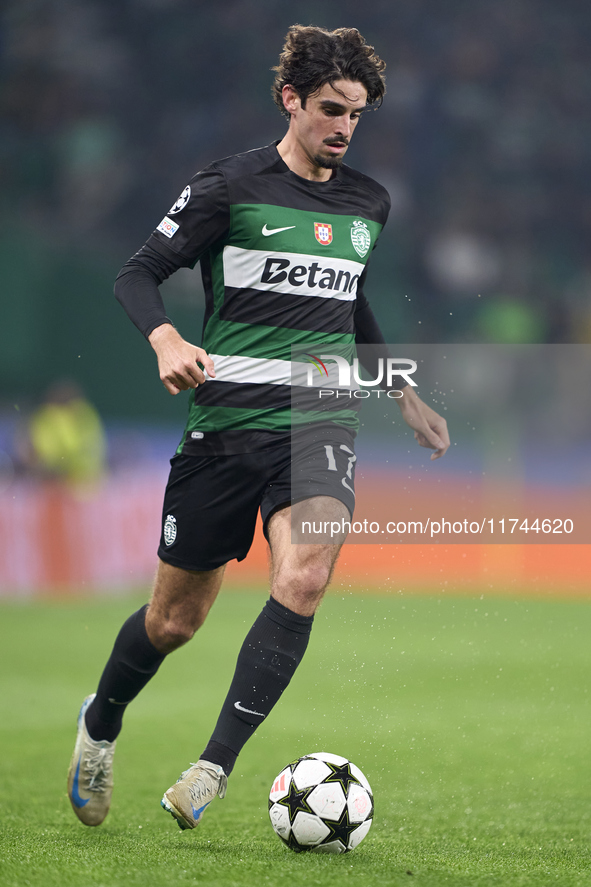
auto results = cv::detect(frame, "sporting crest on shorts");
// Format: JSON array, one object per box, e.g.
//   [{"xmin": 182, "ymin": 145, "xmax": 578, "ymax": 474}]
[
  {"xmin": 314, "ymin": 222, "xmax": 333, "ymax": 245},
  {"xmin": 351, "ymin": 220, "xmax": 371, "ymax": 257},
  {"xmin": 163, "ymin": 514, "xmax": 177, "ymax": 546}
]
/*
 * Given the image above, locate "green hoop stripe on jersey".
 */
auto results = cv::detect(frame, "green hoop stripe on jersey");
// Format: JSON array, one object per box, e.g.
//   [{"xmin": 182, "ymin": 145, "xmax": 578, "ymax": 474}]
[
  {"xmin": 201, "ymin": 319, "xmax": 354, "ymax": 362},
  {"xmin": 228, "ymin": 203, "xmax": 383, "ymax": 260}
]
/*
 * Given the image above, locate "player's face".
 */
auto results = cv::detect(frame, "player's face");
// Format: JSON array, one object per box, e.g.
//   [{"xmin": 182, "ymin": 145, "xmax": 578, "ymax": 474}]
[{"xmin": 285, "ymin": 79, "xmax": 368, "ymax": 172}]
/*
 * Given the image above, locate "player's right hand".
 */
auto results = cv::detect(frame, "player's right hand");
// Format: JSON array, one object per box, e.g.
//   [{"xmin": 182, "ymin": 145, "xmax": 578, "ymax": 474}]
[
  {"xmin": 148, "ymin": 323, "xmax": 215, "ymax": 395},
  {"xmin": 396, "ymin": 385, "xmax": 450, "ymax": 460}
]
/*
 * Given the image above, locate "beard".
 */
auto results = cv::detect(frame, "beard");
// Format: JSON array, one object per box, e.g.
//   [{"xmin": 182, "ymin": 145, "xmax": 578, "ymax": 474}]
[{"xmin": 312, "ymin": 152, "xmax": 345, "ymax": 170}]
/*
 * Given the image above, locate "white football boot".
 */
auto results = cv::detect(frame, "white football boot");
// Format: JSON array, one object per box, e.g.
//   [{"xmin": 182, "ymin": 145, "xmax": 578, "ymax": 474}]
[
  {"xmin": 67, "ymin": 694, "xmax": 116, "ymax": 826},
  {"xmin": 161, "ymin": 760, "xmax": 227, "ymax": 830}
]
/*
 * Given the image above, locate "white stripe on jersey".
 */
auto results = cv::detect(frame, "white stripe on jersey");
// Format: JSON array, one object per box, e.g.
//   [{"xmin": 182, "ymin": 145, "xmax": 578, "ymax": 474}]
[
  {"xmin": 204, "ymin": 354, "xmax": 291, "ymax": 385},
  {"xmin": 204, "ymin": 354, "xmax": 356, "ymax": 389},
  {"xmin": 223, "ymin": 246, "xmax": 364, "ymax": 301}
]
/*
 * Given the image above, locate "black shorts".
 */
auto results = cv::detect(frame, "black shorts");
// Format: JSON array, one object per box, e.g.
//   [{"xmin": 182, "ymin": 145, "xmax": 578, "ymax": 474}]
[{"xmin": 157, "ymin": 433, "xmax": 356, "ymax": 571}]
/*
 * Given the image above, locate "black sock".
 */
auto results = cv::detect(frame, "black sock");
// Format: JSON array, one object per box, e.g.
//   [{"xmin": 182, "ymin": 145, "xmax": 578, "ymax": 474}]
[
  {"xmin": 85, "ymin": 605, "xmax": 165, "ymax": 742},
  {"xmin": 201, "ymin": 597, "xmax": 314, "ymax": 775}
]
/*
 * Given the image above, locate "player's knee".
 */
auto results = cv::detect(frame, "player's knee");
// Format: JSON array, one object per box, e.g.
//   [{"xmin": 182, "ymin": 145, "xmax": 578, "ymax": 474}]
[
  {"xmin": 277, "ymin": 560, "xmax": 331, "ymax": 601},
  {"xmin": 302, "ymin": 561, "xmax": 332, "ymax": 595},
  {"xmin": 148, "ymin": 617, "xmax": 197, "ymax": 653}
]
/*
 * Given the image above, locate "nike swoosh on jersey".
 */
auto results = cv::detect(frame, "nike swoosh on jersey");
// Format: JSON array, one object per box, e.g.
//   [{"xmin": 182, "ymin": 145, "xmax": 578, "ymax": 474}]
[
  {"xmin": 234, "ymin": 701, "xmax": 265, "ymax": 717},
  {"xmin": 262, "ymin": 224, "xmax": 296, "ymax": 236},
  {"xmin": 71, "ymin": 758, "xmax": 90, "ymax": 808}
]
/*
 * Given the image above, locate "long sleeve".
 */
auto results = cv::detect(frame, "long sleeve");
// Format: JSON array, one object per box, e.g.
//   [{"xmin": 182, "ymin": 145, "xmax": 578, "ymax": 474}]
[
  {"xmin": 114, "ymin": 166, "xmax": 230, "ymax": 339},
  {"xmin": 354, "ymin": 287, "xmax": 408, "ymax": 391},
  {"xmin": 114, "ymin": 242, "xmax": 186, "ymax": 339}
]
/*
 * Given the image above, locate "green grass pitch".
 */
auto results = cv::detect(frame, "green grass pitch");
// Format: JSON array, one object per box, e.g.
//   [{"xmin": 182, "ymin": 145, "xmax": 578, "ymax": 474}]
[{"xmin": 1, "ymin": 589, "xmax": 590, "ymax": 887}]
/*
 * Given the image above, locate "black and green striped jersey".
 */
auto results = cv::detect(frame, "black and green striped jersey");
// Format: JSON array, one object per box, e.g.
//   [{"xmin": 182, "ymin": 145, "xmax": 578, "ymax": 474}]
[{"xmin": 145, "ymin": 141, "xmax": 390, "ymax": 454}]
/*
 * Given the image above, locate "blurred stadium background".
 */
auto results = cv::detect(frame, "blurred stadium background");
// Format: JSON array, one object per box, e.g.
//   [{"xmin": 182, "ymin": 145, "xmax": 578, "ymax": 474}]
[{"xmin": 0, "ymin": 0, "xmax": 589, "ymax": 595}]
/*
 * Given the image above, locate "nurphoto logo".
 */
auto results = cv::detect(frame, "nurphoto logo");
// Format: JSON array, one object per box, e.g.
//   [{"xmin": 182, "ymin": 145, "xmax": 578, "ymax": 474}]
[{"xmin": 302, "ymin": 354, "xmax": 417, "ymax": 393}]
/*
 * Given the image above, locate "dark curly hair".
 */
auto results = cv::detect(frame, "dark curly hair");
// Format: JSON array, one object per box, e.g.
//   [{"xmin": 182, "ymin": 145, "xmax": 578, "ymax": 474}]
[{"xmin": 272, "ymin": 25, "xmax": 386, "ymax": 119}]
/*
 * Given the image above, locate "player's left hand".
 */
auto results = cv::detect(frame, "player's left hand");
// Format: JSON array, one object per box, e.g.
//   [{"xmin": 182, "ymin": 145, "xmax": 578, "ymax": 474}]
[{"xmin": 395, "ymin": 386, "xmax": 450, "ymax": 460}]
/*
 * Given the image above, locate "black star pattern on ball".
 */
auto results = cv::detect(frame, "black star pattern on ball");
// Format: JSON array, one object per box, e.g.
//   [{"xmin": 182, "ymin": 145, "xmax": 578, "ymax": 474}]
[
  {"xmin": 322, "ymin": 761, "xmax": 363, "ymax": 794},
  {"xmin": 319, "ymin": 801, "xmax": 367, "ymax": 851},
  {"xmin": 276, "ymin": 782, "xmax": 315, "ymax": 827}
]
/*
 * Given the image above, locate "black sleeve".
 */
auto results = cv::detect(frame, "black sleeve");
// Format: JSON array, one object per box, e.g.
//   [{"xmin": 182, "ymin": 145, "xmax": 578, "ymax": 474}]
[
  {"xmin": 147, "ymin": 166, "xmax": 230, "ymax": 261},
  {"xmin": 114, "ymin": 166, "xmax": 230, "ymax": 339},
  {"xmin": 354, "ymin": 291, "xmax": 386, "ymax": 346},
  {"xmin": 114, "ymin": 242, "xmax": 187, "ymax": 339},
  {"xmin": 354, "ymin": 271, "xmax": 408, "ymax": 391}
]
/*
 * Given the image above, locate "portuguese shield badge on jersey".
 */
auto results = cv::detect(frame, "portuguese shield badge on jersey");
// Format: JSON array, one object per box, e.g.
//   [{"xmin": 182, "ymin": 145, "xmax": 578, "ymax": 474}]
[
  {"xmin": 351, "ymin": 220, "xmax": 371, "ymax": 257},
  {"xmin": 314, "ymin": 222, "xmax": 333, "ymax": 245}
]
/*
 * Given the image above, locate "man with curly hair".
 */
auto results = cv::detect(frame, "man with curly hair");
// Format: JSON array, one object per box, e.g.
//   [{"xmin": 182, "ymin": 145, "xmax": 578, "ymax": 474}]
[{"xmin": 67, "ymin": 25, "xmax": 448, "ymax": 832}]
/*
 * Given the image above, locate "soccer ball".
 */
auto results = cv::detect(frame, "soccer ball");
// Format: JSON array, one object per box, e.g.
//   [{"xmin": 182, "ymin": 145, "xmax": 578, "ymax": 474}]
[{"xmin": 268, "ymin": 752, "xmax": 374, "ymax": 854}]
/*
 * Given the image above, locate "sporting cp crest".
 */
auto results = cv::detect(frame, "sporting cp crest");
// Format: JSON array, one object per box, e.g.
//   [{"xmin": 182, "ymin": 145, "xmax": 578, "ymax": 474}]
[
  {"xmin": 314, "ymin": 222, "xmax": 333, "ymax": 245},
  {"xmin": 351, "ymin": 220, "xmax": 371, "ymax": 257},
  {"xmin": 163, "ymin": 514, "xmax": 177, "ymax": 546}
]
